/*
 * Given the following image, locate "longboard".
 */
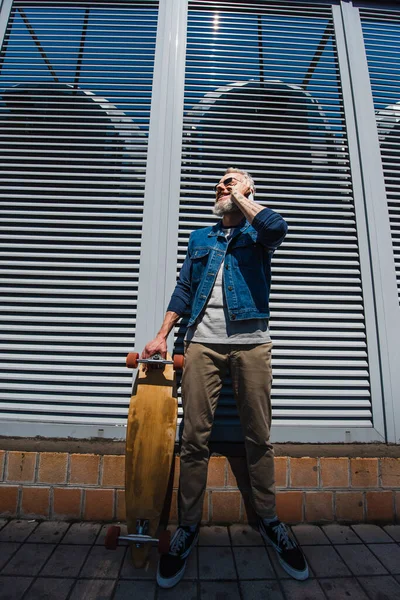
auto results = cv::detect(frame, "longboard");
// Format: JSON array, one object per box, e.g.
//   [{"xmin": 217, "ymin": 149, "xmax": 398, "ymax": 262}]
[{"xmin": 105, "ymin": 352, "xmax": 183, "ymax": 567}]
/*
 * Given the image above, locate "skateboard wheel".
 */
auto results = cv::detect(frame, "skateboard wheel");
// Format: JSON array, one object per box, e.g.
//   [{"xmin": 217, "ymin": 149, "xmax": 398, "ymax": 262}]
[
  {"xmin": 158, "ymin": 530, "xmax": 171, "ymax": 554},
  {"xmin": 105, "ymin": 525, "xmax": 120, "ymax": 550},
  {"xmin": 173, "ymin": 354, "xmax": 185, "ymax": 370},
  {"xmin": 126, "ymin": 352, "xmax": 139, "ymax": 369}
]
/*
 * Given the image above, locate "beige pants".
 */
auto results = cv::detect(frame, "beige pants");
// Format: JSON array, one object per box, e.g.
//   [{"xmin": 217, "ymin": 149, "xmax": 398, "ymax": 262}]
[{"xmin": 179, "ymin": 341, "xmax": 276, "ymax": 525}]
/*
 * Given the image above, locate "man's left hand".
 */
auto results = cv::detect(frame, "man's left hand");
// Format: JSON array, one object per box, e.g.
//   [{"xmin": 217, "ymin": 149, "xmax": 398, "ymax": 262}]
[{"xmin": 231, "ymin": 180, "xmax": 253, "ymax": 202}]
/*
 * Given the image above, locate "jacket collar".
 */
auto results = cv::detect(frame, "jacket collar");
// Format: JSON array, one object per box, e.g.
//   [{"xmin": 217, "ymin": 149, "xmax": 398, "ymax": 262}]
[{"xmin": 208, "ymin": 218, "xmax": 250, "ymax": 238}]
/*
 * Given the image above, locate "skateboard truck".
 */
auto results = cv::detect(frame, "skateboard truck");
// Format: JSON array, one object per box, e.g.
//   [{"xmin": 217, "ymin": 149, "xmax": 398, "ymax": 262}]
[
  {"xmin": 105, "ymin": 523, "xmax": 171, "ymax": 554},
  {"xmin": 126, "ymin": 352, "xmax": 184, "ymax": 370}
]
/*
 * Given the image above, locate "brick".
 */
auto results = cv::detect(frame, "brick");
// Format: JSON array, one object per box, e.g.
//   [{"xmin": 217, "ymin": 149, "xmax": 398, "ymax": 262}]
[
  {"xmin": 69, "ymin": 454, "xmax": 100, "ymax": 485},
  {"xmin": 6, "ymin": 451, "xmax": 36, "ymax": 483},
  {"xmin": 274, "ymin": 457, "xmax": 287, "ymax": 487},
  {"xmin": 53, "ymin": 487, "xmax": 82, "ymax": 519},
  {"xmin": 381, "ymin": 458, "xmax": 400, "ymax": 488},
  {"xmin": 0, "ymin": 451, "xmax": 5, "ymax": 481},
  {"xmin": 320, "ymin": 457, "xmax": 349, "ymax": 488},
  {"xmin": 173, "ymin": 457, "xmax": 180, "ymax": 488},
  {"xmin": 305, "ymin": 492, "xmax": 333, "ymax": 522},
  {"xmin": 202, "ymin": 491, "xmax": 210, "ymax": 524},
  {"xmin": 38, "ymin": 453, "xmax": 68, "ymax": 484},
  {"xmin": 227, "ymin": 457, "xmax": 250, "ymax": 489},
  {"xmin": 207, "ymin": 457, "xmax": 226, "ymax": 488},
  {"xmin": 366, "ymin": 491, "xmax": 394, "ymax": 522},
  {"xmin": 351, "ymin": 458, "xmax": 378, "ymax": 488},
  {"xmin": 290, "ymin": 457, "xmax": 318, "ymax": 488},
  {"xmin": 116, "ymin": 490, "xmax": 126, "ymax": 521},
  {"xmin": 276, "ymin": 491, "xmax": 303, "ymax": 524},
  {"xmin": 102, "ymin": 455, "xmax": 125, "ymax": 487},
  {"xmin": 211, "ymin": 491, "xmax": 241, "ymax": 523},
  {"xmin": 0, "ymin": 485, "xmax": 19, "ymax": 516},
  {"xmin": 84, "ymin": 489, "xmax": 114, "ymax": 521},
  {"xmin": 335, "ymin": 492, "xmax": 364, "ymax": 522},
  {"xmin": 21, "ymin": 487, "xmax": 50, "ymax": 518}
]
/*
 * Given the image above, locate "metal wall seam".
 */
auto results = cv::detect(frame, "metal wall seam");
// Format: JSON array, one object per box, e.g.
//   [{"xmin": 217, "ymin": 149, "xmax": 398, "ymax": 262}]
[
  {"xmin": 134, "ymin": 0, "xmax": 189, "ymax": 355},
  {"xmin": 332, "ymin": 2, "xmax": 385, "ymax": 442},
  {"xmin": 340, "ymin": 0, "xmax": 400, "ymax": 444}
]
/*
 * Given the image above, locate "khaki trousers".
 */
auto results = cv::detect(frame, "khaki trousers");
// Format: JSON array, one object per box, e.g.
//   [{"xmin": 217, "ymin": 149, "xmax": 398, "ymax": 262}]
[{"xmin": 179, "ymin": 341, "xmax": 276, "ymax": 525}]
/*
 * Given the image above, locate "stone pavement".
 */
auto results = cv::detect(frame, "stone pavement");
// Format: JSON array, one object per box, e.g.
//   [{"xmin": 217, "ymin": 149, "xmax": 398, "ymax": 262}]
[{"xmin": 0, "ymin": 519, "xmax": 400, "ymax": 600}]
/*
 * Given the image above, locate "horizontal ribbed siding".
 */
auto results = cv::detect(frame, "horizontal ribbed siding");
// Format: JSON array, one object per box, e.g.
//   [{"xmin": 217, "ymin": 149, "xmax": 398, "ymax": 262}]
[
  {"xmin": 360, "ymin": 7, "xmax": 400, "ymax": 303},
  {"xmin": 0, "ymin": 0, "xmax": 158, "ymax": 426},
  {"xmin": 175, "ymin": 0, "xmax": 371, "ymax": 435}
]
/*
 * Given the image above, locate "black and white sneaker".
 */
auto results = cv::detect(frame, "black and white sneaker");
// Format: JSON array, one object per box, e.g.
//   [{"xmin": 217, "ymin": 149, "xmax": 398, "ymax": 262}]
[
  {"xmin": 156, "ymin": 524, "xmax": 200, "ymax": 589},
  {"xmin": 258, "ymin": 517, "xmax": 309, "ymax": 581}
]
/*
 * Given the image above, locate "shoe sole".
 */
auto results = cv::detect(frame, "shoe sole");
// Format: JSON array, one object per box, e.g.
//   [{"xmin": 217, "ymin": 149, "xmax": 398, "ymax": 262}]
[{"xmin": 259, "ymin": 525, "xmax": 309, "ymax": 581}]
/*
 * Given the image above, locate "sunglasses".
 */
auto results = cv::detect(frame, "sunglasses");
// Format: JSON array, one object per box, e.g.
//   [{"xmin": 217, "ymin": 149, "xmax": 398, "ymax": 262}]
[{"xmin": 213, "ymin": 176, "xmax": 241, "ymax": 192}]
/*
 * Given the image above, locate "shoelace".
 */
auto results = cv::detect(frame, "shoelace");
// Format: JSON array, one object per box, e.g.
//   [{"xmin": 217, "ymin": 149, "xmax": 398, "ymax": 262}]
[
  {"xmin": 272, "ymin": 522, "xmax": 295, "ymax": 550},
  {"xmin": 170, "ymin": 527, "xmax": 191, "ymax": 555}
]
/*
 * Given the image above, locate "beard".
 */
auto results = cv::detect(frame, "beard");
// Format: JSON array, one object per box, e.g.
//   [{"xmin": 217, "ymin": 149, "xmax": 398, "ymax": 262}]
[{"xmin": 212, "ymin": 196, "xmax": 241, "ymax": 216}]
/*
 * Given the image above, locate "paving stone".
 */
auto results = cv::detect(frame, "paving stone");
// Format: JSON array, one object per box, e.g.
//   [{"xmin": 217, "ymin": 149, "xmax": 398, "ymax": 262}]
[
  {"xmin": 0, "ymin": 576, "xmax": 33, "ymax": 599},
  {"xmin": 367, "ymin": 543, "xmax": 400, "ymax": 574},
  {"xmin": 335, "ymin": 545, "xmax": 388, "ymax": 576},
  {"xmin": 383, "ymin": 525, "xmax": 400, "ymax": 542},
  {"xmin": 0, "ymin": 520, "xmax": 8, "ymax": 531},
  {"xmin": 0, "ymin": 520, "xmax": 38, "ymax": 543},
  {"xmin": 240, "ymin": 580, "xmax": 284, "ymax": 600},
  {"xmin": 40, "ymin": 544, "xmax": 90, "ymax": 577},
  {"xmin": 357, "ymin": 575, "xmax": 400, "ymax": 600},
  {"xmin": 26, "ymin": 521, "xmax": 69, "ymax": 544},
  {"xmin": 322, "ymin": 524, "xmax": 363, "ymax": 545},
  {"xmin": 233, "ymin": 546, "xmax": 275, "ymax": 580},
  {"xmin": 199, "ymin": 525, "xmax": 230, "ymax": 546},
  {"xmin": 158, "ymin": 581, "xmax": 198, "ymax": 599},
  {"xmin": 319, "ymin": 577, "xmax": 369, "ymax": 599},
  {"xmin": 96, "ymin": 523, "xmax": 129, "ymax": 545},
  {"xmin": 25, "ymin": 577, "xmax": 74, "ymax": 600},
  {"xmin": 280, "ymin": 578, "xmax": 326, "ymax": 599},
  {"xmin": 200, "ymin": 581, "xmax": 241, "ymax": 600},
  {"xmin": 266, "ymin": 546, "xmax": 314, "ymax": 579},
  {"xmin": 113, "ymin": 580, "xmax": 156, "ymax": 600},
  {"xmin": 302, "ymin": 545, "xmax": 351, "ymax": 577},
  {"xmin": 184, "ymin": 547, "xmax": 198, "ymax": 580},
  {"xmin": 351, "ymin": 524, "xmax": 394, "ymax": 544},
  {"xmin": 1, "ymin": 543, "xmax": 55, "ymax": 576},
  {"xmin": 0, "ymin": 543, "xmax": 20, "ymax": 571},
  {"xmin": 120, "ymin": 546, "xmax": 158, "ymax": 579},
  {"xmin": 291, "ymin": 524, "xmax": 330, "ymax": 546},
  {"xmin": 69, "ymin": 579, "xmax": 115, "ymax": 600},
  {"xmin": 79, "ymin": 544, "xmax": 126, "ymax": 578},
  {"xmin": 198, "ymin": 547, "xmax": 237, "ymax": 580},
  {"xmin": 229, "ymin": 525, "xmax": 263, "ymax": 546},
  {"xmin": 60, "ymin": 522, "xmax": 101, "ymax": 545}
]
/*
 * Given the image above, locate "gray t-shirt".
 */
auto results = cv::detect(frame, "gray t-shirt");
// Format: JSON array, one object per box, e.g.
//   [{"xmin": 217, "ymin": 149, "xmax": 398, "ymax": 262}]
[{"xmin": 185, "ymin": 227, "xmax": 271, "ymax": 344}]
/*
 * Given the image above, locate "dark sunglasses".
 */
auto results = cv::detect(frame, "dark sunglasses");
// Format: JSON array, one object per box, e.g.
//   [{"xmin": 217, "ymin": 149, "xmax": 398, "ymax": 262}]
[{"xmin": 213, "ymin": 176, "xmax": 240, "ymax": 192}]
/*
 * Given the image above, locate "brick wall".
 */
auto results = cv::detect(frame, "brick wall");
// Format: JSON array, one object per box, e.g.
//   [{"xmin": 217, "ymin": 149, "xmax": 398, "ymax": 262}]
[{"xmin": 0, "ymin": 451, "xmax": 399, "ymax": 523}]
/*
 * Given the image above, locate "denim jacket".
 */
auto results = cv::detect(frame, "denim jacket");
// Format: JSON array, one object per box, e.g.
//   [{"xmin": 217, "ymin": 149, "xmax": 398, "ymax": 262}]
[{"xmin": 167, "ymin": 207, "xmax": 288, "ymax": 326}]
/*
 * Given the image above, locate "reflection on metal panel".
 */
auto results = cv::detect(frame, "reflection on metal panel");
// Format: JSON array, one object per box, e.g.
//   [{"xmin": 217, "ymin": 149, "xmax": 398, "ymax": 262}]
[
  {"xmin": 175, "ymin": 1, "xmax": 371, "ymax": 439},
  {"xmin": 0, "ymin": 1, "xmax": 158, "ymax": 428}
]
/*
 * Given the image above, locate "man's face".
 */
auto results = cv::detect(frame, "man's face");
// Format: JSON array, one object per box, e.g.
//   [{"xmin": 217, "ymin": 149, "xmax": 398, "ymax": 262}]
[{"xmin": 213, "ymin": 172, "xmax": 245, "ymax": 216}]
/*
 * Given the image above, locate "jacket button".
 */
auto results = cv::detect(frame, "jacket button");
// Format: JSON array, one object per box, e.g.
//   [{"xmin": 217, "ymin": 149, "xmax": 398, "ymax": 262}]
[
  {"xmin": 228, "ymin": 286, "xmax": 233, "ymax": 291},
  {"xmin": 231, "ymin": 314, "xmax": 236, "ymax": 320},
  {"xmin": 225, "ymin": 265, "xmax": 229, "ymax": 270}
]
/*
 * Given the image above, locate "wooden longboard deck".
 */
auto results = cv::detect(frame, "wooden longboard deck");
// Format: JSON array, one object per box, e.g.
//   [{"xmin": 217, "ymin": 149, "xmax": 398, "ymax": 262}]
[{"xmin": 125, "ymin": 353, "xmax": 177, "ymax": 567}]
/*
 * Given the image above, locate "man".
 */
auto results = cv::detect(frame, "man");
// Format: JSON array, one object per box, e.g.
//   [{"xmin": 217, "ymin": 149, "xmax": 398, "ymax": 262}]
[{"xmin": 142, "ymin": 168, "xmax": 309, "ymax": 587}]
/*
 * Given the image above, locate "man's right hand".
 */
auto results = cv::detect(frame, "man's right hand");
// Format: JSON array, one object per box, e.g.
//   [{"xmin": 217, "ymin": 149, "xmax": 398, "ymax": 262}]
[{"xmin": 141, "ymin": 335, "xmax": 167, "ymax": 359}]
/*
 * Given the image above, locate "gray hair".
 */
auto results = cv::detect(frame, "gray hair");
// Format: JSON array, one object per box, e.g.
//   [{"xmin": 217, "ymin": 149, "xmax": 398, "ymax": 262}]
[{"xmin": 224, "ymin": 167, "xmax": 255, "ymax": 193}]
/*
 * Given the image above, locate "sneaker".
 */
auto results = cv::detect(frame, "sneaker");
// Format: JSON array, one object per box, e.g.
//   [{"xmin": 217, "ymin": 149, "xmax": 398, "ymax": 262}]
[
  {"xmin": 156, "ymin": 524, "xmax": 200, "ymax": 588},
  {"xmin": 258, "ymin": 517, "xmax": 309, "ymax": 581}
]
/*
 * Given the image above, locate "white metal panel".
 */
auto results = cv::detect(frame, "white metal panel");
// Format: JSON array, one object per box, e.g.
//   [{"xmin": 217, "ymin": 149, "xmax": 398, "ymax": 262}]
[
  {"xmin": 0, "ymin": 0, "xmax": 159, "ymax": 430},
  {"xmin": 174, "ymin": 0, "xmax": 373, "ymax": 440},
  {"xmin": 359, "ymin": 6, "xmax": 400, "ymax": 302}
]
